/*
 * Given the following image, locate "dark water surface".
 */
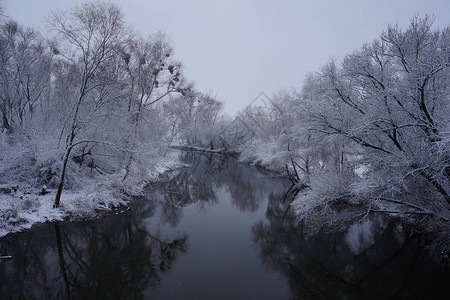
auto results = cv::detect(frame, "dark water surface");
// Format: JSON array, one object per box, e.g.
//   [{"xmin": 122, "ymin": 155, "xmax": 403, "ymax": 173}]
[{"xmin": 0, "ymin": 151, "xmax": 449, "ymax": 299}]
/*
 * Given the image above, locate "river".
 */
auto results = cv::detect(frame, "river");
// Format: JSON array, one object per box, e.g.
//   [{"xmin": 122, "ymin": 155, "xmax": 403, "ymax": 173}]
[{"xmin": 0, "ymin": 151, "xmax": 448, "ymax": 299}]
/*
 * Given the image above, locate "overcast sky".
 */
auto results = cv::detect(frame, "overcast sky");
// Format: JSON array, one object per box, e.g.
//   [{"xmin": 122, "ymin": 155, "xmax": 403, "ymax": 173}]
[{"xmin": 3, "ymin": 0, "xmax": 450, "ymax": 115}]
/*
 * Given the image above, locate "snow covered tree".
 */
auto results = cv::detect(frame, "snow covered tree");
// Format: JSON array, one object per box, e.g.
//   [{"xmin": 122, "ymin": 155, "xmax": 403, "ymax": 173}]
[
  {"xmin": 163, "ymin": 91, "xmax": 223, "ymax": 148},
  {"xmin": 119, "ymin": 32, "xmax": 191, "ymax": 181},
  {"xmin": 300, "ymin": 16, "xmax": 450, "ymax": 214},
  {"xmin": 49, "ymin": 2, "xmax": 130, "ymax": 207}
]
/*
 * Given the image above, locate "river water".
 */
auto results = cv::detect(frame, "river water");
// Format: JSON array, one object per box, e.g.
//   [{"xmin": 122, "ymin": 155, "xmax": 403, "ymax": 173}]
[{"xmin": 0, "ymin": 151, "xmax": 449, "ymax": 299}]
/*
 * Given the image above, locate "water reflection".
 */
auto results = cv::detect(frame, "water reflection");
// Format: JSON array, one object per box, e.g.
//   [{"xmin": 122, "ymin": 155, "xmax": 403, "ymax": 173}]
[
  {"xmin": 178, "ymin": 152, "xmax": 272, "ymax": 213},
  {"xmin": 151, "ymin": 152, "xmax": 284, "ymax": 228},
  {"xmin": 253, "ymin": 193, "xmax": 450, "ymax": 299},
  {"xmin": 1, "ymin": 151, "xmax": 448, "ymax": 299},
  {"xmin": 0, "ymin": 200, "xmax": 186, "ymax": 300}
]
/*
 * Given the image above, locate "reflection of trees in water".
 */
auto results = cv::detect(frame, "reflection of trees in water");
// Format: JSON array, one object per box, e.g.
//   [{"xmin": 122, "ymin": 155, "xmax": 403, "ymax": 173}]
[
  {"xmin": 227, "ymin": 164, "xmax": 262, "ymax": 212},
  {"xmin": 155, "ymin": 151, "xmax": 289, "ymax": 225},
  {"xmin": 253, "ymin": 194, "xmax": 450, "ymax": 300},
  {"xmin": 154, "ymin": 153, "xmax": 220, "ymax": 226},
  {"xmin": 0, "ymin": 200, "xmax": 187, "ymax": 300}
]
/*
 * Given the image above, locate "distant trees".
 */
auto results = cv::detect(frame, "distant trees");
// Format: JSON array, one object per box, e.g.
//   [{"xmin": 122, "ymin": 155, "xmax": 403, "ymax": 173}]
[
  {"xmin": 163, "ymin": 91, "xmax": 223, "ymax": 148},
  {"xmin": 0, "ymin": 20, "xmax": 51, "ymax": 132}
]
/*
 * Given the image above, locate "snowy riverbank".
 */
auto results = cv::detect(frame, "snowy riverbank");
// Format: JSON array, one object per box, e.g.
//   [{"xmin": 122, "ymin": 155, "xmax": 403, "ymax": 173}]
[{"xmin": 0, "ymin": 157, "xmax": 183, "ymax": 238}]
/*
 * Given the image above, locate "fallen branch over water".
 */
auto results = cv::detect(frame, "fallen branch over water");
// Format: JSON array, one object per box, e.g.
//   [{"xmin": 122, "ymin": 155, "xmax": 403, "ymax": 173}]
[
  {"xmin": 357, "ymin": 198, "xmax": 450, "ymax": 222},
  {"xmin": 170, "ymin": 145, "xmax": 238, "ymax": 156}
]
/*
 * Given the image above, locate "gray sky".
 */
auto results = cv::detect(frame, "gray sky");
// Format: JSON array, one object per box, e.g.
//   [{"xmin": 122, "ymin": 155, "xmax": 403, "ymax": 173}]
[{"xmin": 3, "ymin": 0, "xmax": 450, "ymax": 115}]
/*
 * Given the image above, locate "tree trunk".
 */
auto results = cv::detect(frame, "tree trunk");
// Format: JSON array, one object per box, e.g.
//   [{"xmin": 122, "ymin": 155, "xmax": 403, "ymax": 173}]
[
  {"xmin": 121, "ymin": 155, "xmax": 132, "ymax": 182},
  {"xmin": 1, "ymin": 108, "xmax": 11, "ymax": 133},
  {"xmin": 54, "ymin": 146, "xmax": 73, "ymax": 208}
]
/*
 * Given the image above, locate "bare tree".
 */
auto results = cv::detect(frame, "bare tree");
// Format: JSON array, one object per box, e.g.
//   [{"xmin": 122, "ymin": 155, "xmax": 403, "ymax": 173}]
[{"xmin": 49, "ymin": 2, "xmax": 129, "ymax": 207}]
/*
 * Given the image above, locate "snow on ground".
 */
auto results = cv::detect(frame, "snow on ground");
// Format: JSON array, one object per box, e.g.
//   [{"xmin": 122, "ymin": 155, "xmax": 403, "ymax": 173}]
[{"xmin": 0, "ymin": 156, "xmax": 184, "ymax": 238}]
